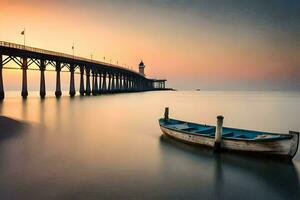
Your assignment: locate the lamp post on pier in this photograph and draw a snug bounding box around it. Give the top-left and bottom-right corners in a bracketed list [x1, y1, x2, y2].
[21, 28, 26, 49]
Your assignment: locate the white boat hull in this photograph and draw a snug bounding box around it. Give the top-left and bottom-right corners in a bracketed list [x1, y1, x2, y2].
[160, 126, 299, 158]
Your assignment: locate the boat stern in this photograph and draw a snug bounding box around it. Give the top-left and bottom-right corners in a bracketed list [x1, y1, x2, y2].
[288, 131, 299, 159]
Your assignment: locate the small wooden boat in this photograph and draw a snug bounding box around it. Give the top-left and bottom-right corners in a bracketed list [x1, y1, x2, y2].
[159, 108, 299, 159]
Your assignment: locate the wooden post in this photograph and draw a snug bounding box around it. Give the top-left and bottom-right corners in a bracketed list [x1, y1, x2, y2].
[214, 115, 224, 152]
[164, 107, 169, 120]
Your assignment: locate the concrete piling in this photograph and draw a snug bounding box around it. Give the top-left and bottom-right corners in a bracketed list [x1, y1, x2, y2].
[79, 66, 85, 96]
[69, 65, 76, 97]
[39, 59, 46, 98]
[55, 62, 62, 97]
[94, 72, 98, 95]
[85, 69, 91, 96]
[21, 57, 28, 98]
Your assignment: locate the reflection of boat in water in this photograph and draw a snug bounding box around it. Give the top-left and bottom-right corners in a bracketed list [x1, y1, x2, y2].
[159, 108, 299, 159]
[159, 134, 300, 200]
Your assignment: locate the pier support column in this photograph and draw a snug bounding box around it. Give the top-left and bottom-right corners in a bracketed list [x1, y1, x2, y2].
[129, 76, 133, 91]
[120, 75, 123, 91]
[85, 68, 91, 96]
[92, 71, 96, 95]
[132, 78, 135, 91]
[98, 72, 102, 94]
[123, 76, 126, 91]
[127, 76, 131, 91]
[135, 78, 138, 90]
[69, 65, 76, 97]
[94, 72, 98, 95]
[111, 73, 115, 92]
[116, 73, 119, 92]
[132, 78, 134, 91]
[108, 73, 111, 93]
[0, 54, 4, 100]
[127, 77, 130, 91]
[118, 73, 122, 91]
[132, 77, 135, 91]
[39, 60, 46, 98]
[21, 57, 28, 98]
[55, 62, 62, 97]
[117, 74, 120, 91]
[102, 72, 107, 93]
[139, 79, 143, 91]
[79, 66, 85, 96]
[122, 75, 125, 91]
[124, 76, 128, 91]
[137, 79, 140, 90]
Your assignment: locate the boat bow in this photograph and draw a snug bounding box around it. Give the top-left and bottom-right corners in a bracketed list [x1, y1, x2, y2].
[289, 131, 299, 159]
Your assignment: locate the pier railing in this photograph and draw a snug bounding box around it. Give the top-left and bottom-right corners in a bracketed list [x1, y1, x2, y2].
[0, 41, 136, 73]
[0, 40, 167, 99]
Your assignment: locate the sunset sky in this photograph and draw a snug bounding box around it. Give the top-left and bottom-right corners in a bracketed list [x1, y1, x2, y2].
[0, 0, 299, 90]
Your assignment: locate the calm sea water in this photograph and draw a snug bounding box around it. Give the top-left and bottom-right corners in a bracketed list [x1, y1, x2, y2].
[0, 91, 300, 200]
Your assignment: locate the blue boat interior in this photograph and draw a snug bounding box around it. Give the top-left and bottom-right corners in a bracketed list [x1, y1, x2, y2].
[159, 118, 291, 141]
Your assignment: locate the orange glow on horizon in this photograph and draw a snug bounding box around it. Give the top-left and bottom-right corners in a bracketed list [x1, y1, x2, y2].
[1, 0, 300, 90]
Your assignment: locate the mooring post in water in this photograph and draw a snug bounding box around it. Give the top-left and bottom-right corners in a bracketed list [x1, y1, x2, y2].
[164, 107, 169, 120]
[214, 115, 224, 152]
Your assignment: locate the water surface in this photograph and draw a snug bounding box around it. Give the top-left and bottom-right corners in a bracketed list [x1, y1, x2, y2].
[0, 91, 299, 200]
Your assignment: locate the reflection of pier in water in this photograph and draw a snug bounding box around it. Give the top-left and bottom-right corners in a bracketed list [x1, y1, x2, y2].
[159, 135, 300, 200]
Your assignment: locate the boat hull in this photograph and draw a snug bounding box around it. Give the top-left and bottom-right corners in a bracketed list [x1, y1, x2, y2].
[160, 126, 299, 159]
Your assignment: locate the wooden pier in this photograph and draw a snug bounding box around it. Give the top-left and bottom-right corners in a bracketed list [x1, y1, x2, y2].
[0, 41, 168, 99]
